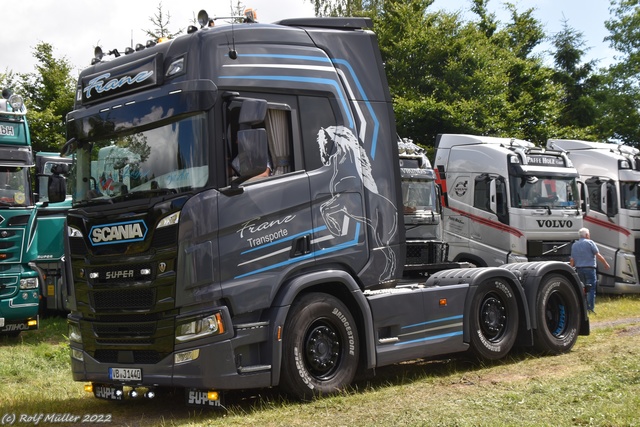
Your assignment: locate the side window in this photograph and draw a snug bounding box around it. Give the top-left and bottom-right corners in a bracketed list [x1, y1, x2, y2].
[264, 104, 293, 176]
[586, 178, 603, 214]
[474, 176, 490, 212]
[224, 98, 294, 182]
[299, 96, 338, 171]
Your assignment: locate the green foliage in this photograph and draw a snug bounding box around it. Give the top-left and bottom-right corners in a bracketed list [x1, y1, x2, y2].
[18, 43, 75, 152]
[375, 0, 565, 146]
[602, 0, 640, 144]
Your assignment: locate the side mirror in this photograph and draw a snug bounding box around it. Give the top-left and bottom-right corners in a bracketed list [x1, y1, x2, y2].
[47, 174, 66, 203]
[234, 128, 269, 178]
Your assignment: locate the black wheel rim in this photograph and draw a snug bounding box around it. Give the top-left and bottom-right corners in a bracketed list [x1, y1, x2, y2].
[303, 319, 341, 379]
[479, 292, 508, 342]
[545, 290, 568, 337]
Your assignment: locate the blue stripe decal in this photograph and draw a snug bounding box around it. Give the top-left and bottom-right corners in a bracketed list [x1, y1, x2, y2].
[331, 59, 380, 160]
[241, 225, 328, 255]
[220, 75, 354, 128]
[395, 331, 463, 346]
[223, 53, 380, 159]
[401, 315, 464, 330]
[234, 223, 361, 279]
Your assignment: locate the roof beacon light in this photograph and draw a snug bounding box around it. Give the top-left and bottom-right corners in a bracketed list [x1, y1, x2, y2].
[244, 8, 257, 22]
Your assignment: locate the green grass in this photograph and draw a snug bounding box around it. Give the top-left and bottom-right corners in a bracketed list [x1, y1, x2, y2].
[1, 296, 640, 426]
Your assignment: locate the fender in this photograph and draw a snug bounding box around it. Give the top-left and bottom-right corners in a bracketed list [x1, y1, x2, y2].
[425, 266, 530, 345]
[267, 269, 376, 387]
[451, 253, 488, 268]
[500, 261, 590, 336]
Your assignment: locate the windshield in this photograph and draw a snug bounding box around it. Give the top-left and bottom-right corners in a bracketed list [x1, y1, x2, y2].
[402, 178, 436, 214]
[511, 176, 578, 209]
[70, 113, 208, 205]
[621, 181, 640, 209]
[0, 166, 32, 206]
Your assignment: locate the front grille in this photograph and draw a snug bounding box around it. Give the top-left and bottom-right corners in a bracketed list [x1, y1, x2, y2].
[406, 241, 448, 265]
[90, 263, 154, 285]
[152, 226, 178, 248]
[93, 349, 164, 364]
[91, 288, 156, 311]
[93, 322, 156, 337]
[69, 237, 87, 255]
[527, 240, 572, 261]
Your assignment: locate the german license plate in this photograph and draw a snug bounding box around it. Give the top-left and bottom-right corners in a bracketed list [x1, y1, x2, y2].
[108, 367, 142, 382]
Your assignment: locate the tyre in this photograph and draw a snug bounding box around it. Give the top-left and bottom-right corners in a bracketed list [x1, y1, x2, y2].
[533, 274, 580, 355]
[469, 278, 519, 360]
[280, 293, 359, 400]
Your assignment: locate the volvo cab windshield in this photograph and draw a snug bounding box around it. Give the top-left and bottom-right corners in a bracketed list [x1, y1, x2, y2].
[69, 114, 208, 206]
[512, 176, 579, 209]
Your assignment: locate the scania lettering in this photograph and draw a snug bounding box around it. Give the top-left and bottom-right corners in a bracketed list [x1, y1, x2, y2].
[548, 139, 640, 294]
[91, 222, 146, 244]
[54, 10, 589, 405]
[0, 88, 39, 336]
[434, 134, 586, 268]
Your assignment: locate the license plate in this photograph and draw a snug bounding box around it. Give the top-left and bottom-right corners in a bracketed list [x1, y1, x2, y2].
[108, 367, 142, 382]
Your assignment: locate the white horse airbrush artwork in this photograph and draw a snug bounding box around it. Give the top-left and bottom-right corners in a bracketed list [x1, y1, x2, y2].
[317, 125, 398, 282]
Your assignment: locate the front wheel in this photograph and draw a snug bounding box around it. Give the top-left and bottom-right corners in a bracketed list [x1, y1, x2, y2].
[533, 274, 580, 355]
[469, 278, 519, 360]
[280, 293, 359, 400]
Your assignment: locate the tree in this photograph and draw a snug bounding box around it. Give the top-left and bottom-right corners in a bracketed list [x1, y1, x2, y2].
[550, 20, 602, 138]
[602, 0, 640, 143]
[376, 0, 564, 145]
[144, 2, 183, 40]
[19, 43, 75, 152]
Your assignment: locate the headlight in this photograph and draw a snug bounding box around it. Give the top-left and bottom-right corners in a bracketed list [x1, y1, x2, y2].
[157, 211, 180, 229]
[68, 323, 82, 343]
[176, 313, 225, 343]
[8, 94, 24, 111]
[19, 277, 38, 289]
[68, 226, 84, 238]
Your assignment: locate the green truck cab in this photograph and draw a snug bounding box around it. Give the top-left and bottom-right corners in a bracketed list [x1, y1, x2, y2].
[35, 152, 72, 312]
[0, 89, 39, 336]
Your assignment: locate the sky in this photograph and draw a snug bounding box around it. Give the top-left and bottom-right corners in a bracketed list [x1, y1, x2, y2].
[1, 0, 619, 79]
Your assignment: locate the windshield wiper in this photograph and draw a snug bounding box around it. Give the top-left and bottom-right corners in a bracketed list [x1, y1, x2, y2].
[529, 205, 552, 215]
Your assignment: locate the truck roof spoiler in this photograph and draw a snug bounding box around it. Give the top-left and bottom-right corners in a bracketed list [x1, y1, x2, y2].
[274, 17, 373, 30]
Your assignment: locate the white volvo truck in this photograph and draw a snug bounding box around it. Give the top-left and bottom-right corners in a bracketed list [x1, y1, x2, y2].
[547, 139, 640, 294]
[434, 134, 585, 267]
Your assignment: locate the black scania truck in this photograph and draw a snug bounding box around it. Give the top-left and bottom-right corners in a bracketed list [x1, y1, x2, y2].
[51, 11, 589, 405]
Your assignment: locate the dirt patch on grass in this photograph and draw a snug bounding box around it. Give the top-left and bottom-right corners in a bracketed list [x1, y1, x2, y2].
[590, 316, 640, 335]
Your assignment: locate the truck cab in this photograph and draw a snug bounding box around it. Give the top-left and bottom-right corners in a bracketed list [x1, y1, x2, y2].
[397, 137, 449, 271]
[434, 134, 585, 267]
[0, 89, 40, 336]
[548, 139, 640, 294]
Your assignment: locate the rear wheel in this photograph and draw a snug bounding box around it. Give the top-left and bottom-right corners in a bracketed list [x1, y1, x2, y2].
[469, 278, 519, 360]
[280, 293, 359, 400]
[533, 275, 580, 354]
